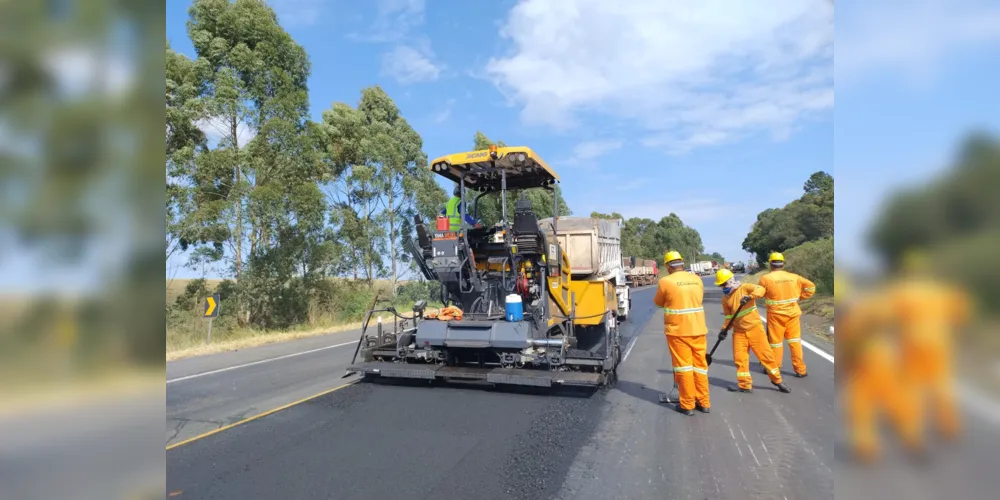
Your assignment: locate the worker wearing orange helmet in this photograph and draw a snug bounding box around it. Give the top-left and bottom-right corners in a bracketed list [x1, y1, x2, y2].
[653, 250, 709, 416]
[885, 249, 971, 453]
[757, 252, 816, 377]
[715, 268, 792, 394]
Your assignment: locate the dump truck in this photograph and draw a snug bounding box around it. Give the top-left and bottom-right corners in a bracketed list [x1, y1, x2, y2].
[540, 216, 630, 321]
[626, 260, 649, 286]
[346, 145, 623, 388]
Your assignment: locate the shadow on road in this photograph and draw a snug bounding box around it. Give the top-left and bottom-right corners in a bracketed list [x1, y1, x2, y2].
[359, 375, 600, 399]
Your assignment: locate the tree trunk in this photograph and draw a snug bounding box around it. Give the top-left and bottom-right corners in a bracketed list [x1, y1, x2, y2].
[231, 115, 248, 325]
[389, 187, 397, 297]
[365, 194, 373, 286]
[233, 116, 243, 280]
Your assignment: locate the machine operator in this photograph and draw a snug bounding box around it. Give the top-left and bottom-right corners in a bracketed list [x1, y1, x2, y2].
[441, 184, 479, 231]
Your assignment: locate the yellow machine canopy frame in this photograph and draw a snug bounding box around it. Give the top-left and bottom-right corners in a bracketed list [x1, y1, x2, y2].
[429, 146, 560, 192]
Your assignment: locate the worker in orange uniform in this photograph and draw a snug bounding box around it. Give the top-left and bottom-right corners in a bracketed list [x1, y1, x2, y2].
[757, 252, 815, 377]
[715, 268, 792, 394]
[837, 274, 906, 462]
[886, 250, 971, 453]
[653, 250, 709, 416]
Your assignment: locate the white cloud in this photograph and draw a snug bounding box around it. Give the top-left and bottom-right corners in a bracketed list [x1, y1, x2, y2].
[572, 140, 623, 160]
[195, 117, 257, 148]
[486, 0, 833, 154]
[433, 99, 456, 123]
[350, 0, 426, 43]
[560, 139, 623, 166]
[837, 0, 1000, 88]
[381, 44, 442, 84]
[43, 47, 134, 97]
[267, 0, 324, 27]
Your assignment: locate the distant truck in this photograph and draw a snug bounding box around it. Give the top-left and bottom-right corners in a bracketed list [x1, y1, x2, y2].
[698, 261, 714, 275]
[625, 258, 657, 287]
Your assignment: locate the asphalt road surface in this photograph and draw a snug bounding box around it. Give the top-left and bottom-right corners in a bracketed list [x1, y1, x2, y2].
[166, 278, 841, 499]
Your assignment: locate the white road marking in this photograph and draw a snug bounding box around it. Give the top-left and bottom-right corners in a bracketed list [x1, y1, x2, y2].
[167, 340, 358, 384]
[622, 335, 639, 362]
[955, 383, 1000, 426]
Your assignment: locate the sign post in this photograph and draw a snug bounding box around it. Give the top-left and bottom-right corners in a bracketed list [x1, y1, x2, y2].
[203, 294, 220, 344]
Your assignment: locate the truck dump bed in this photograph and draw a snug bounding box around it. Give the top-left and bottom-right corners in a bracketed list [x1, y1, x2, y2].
[539, 217, 622, 280]
[539, 217, 624, 325]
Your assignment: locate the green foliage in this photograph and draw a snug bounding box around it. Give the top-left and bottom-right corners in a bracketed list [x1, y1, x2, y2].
[167, 2, 448, 338]
[742, 171, 833, 266]
[868, 133, 1000, 312]
[468, 132, 571, 226]
[782, 238, 834, 295]
[590, 211, 705, 265]
[320, 86, 447, 285]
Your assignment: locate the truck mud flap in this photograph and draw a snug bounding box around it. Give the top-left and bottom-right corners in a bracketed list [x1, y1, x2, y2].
[348, 363, 604, 387]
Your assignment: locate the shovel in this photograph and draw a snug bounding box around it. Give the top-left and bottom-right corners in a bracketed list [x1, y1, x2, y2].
[706, 297, 751, 366]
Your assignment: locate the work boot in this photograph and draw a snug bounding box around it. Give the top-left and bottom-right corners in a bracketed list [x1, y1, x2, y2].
[794, 372, 808, 378]
[695, 403, 710, 414]
[773, 382, 792, 393]
[728, 385, 752, 393]
[674, 404, 694, 416]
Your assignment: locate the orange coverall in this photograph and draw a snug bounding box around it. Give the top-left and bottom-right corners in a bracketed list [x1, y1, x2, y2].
[839, 292, 907, 462]
[722, 283, 783, 390]
[653, 270, 709, 411]
[886, 277, 970, 447]
[758, 270, 815, 376]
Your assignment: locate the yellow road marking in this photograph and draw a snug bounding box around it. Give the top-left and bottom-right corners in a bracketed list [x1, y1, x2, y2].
[166, 380, 357, 451]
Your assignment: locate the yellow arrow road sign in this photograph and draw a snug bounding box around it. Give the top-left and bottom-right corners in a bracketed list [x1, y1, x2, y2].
[204, 294, 220, 317]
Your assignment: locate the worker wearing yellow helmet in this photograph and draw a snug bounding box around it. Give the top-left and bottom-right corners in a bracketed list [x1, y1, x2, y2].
[653, 250, 710, 416]
[885, 248, 971, 455]
[757, 251, 816, 377]
[716, 268, 791, 394]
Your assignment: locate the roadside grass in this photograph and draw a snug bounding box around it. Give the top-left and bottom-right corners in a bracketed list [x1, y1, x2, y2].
[165, 278, 402, 306]
[166, 278, 441, 360]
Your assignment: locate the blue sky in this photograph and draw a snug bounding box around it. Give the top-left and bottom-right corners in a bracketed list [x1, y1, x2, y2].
[835, 0, 1000, 271]
[165, 0, 835, 278]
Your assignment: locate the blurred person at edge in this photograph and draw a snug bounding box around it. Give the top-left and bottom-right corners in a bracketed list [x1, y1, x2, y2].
[836, 273, 910, 462]
[885, 250, 972, 454]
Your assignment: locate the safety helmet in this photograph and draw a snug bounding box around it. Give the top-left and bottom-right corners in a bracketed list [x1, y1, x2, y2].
[664, 250, 683, 266]
[714, 268, 735, 287]
[768, 252, 785, 263]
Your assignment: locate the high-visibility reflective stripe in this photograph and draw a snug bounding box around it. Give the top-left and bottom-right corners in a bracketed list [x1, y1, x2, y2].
[445, 197, 462, 231]
[770, 343, 783, 348]
[674, 366, 693, 372]
[663, 307, 704, 315]
[769, 367, 780, 375]
[736, 371, 752, 378]
[693, 367, 708, 375]
[804, 287, 816, 292]
[724, 306, 757, 320]
[786, 338, 801, 343]
[765, 298, 799, 305]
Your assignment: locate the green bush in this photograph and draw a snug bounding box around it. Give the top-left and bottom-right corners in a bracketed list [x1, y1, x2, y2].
[783, 238, 833, 295]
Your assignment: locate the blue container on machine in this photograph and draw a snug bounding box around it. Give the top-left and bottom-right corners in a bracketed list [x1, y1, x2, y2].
[505, 294, 523, 322]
